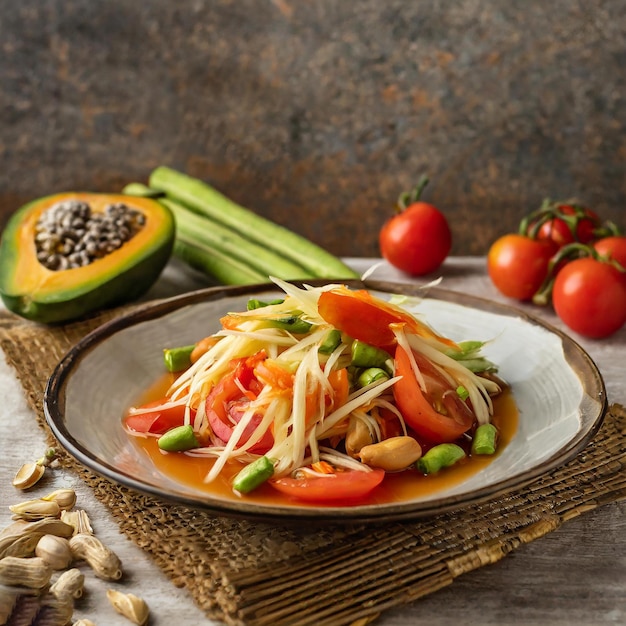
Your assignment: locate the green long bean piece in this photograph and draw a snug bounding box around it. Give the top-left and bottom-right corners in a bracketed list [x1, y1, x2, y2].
[417, 443, 466, 475]
[471, 423, 498, 455]
[164, 197, 314, 280]
[351, 341, 393, 373]
[124, 182, 269, 285]
[232, 456, 275, 493]
[163, 345, 195, 372]
[149, 166, 359, 279]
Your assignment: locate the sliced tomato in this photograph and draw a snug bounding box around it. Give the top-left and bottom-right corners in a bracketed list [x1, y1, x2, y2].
[270, 468, 385, 503]
[206, 352, 274, 453]
[317, 287, 455, 351]
[393, 345, 474, 443]
[377, 407, 404, 440]
[125, 398, 190, 435]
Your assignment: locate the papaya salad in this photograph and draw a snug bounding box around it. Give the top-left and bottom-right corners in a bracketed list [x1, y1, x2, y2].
[124, 280, 507, 505]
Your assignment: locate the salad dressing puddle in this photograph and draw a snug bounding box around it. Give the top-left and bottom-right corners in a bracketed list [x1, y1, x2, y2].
[128, 377, 518, 508]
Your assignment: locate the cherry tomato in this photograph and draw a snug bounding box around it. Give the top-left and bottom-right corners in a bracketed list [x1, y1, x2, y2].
[536, 205, 600, 248]
[270, 468, 385, 503]
[392, 345, 474, 443]
[206, 352, 274, 453]
[125, 399, 190, 435]
[487, 234, 558, 301]
[317, 286, 456, 351]
[552, 257, 626, 338]
[379, 178, 451, 275]
[593, 236, 626, 273]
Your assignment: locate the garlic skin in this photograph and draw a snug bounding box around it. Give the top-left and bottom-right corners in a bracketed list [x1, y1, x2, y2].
[12, 462, 45, 490]
[9, 498, 61, 521]
[60, 509, 94, 535]
[106, 589, 149, 626]
[42, 489, 77, 511]
[35, 534, 73, 570]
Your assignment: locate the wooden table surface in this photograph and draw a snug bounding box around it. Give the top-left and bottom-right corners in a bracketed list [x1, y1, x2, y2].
[1, 257, 625, 625]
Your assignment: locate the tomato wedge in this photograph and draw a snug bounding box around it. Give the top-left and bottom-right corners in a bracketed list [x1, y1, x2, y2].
[270, 468, 385, 503]
[317, 287, 455, 351]
[206, 353, 273, 453]
[125, 398, 190, 435]
[393, 345, 474, 443]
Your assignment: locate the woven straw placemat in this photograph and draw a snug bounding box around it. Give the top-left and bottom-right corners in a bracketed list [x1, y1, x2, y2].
[1, 306, 625, 626]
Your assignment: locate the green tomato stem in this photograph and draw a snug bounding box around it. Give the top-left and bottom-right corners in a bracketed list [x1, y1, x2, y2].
[397, 175, 430, 211]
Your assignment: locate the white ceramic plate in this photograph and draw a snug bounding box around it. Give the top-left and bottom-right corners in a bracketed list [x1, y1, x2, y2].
[44, 280, 607, 522]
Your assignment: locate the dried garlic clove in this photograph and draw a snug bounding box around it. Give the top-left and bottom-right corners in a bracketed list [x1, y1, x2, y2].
[9, 498, 61, 521]
[69, 533, 123, 581]
[50, 567, 85, 601]
[106, 589, 149, 626]
[0, 556, 52, 589]
[12, 462, 46, 490]
[35, 535, 73, 570]
[42, 489, 77, 511]
[60, 509, 94, 535]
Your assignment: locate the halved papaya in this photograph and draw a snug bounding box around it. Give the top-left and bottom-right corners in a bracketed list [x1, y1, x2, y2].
[0, 192, 174, 323]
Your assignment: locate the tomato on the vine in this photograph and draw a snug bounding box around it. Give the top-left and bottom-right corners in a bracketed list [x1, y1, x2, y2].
[487, 234, 558, 301]
[535, 204, 601, 248]
[593, 236, 626, 274]
[552, 257, 626, 338]
[379, 177, 451, 276]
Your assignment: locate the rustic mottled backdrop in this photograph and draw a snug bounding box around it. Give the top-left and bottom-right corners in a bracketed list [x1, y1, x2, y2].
[1, 0, 624, 257]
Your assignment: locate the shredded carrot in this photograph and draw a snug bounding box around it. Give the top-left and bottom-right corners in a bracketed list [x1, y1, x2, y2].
[254, 359, 294, 392]
[311, 460, 336, 474]
[326, 367, 350, 411]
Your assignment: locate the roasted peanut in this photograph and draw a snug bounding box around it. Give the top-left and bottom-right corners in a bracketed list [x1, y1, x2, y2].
[0, 556, 52, 589]
[345, 417, 374, 458]
[69, 533, 123, 581]
[0, 518, 73, 560]
[35, 535, 73, 570]
[190, 336, 220, 363]
[358, 436, 422, 471]
[50, 567, 85, 600]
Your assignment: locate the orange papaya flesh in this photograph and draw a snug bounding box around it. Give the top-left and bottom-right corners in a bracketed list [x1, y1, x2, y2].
[0, 192, 174, 323]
